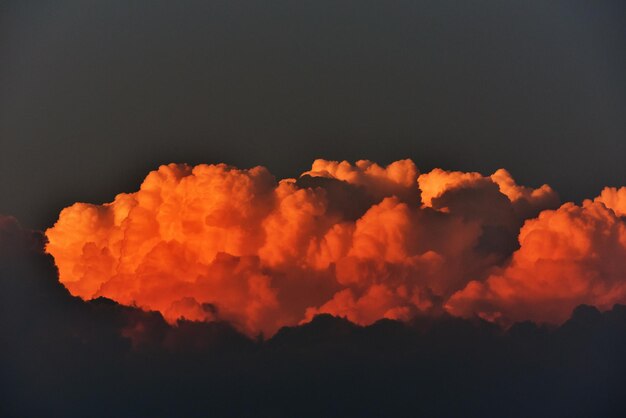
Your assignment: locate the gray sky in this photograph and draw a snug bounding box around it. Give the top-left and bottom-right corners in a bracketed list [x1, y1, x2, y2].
[1, 0, 625, 229]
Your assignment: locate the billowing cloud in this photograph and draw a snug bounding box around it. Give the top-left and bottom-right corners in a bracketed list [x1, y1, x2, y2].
[302, 158, 420, 204]
[446, 198, 626, 324]
[596, 186, 626, 217]
[45, 159, 625, 336]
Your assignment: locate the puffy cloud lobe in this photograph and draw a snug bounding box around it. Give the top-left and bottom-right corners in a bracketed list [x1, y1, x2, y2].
[45, 159, 624, 335]
[418, 168, 484, 208]
[490, 169, 560, 219]
[303, 158, 420, 204]
[446, 199, 626, 324]
[419, 167, 558, 218]
[596, 186, 626, 217]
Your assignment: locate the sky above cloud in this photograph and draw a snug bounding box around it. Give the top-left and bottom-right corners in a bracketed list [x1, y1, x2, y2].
[1, 0, 625, 229]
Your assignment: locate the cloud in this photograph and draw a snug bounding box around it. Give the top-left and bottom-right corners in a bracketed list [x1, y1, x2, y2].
[302, 158, 420, 203]
[446, 198, 626, 324]
[44, 160, 624, 336]
[596, 186, 626, 217]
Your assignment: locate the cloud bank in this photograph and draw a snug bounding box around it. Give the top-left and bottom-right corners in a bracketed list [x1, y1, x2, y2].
[44, 160, 626, 336]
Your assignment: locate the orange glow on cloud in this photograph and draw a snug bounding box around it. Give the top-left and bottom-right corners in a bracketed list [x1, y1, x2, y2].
[446, 195, 626, 324]
[45, 161, 626, 336]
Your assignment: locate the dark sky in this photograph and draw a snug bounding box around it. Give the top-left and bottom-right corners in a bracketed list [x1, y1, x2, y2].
[1, 0, 625, 230]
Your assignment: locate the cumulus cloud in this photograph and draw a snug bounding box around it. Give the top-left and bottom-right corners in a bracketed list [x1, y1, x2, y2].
[446, 199, 626, 324]
[302, 158, 420, 203]
[596, 186, 626, 217]
[44, 159, 624, 336]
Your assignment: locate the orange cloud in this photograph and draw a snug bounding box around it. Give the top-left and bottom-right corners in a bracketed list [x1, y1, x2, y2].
[303, 159, 420, 203]
[446, 198, 626, 324]
[45, 160, 623, 336]
[596, 186, 626, 217]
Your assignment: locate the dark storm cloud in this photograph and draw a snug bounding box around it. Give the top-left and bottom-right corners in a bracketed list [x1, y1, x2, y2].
[2, 215, 626, 417]
[1, 0, 625, 229]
